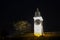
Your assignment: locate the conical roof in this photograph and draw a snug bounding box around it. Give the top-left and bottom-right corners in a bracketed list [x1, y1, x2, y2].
[35, 8, 41, 17]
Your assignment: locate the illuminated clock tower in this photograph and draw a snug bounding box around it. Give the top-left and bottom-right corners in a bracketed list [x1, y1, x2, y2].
[33, 8, 43, 37]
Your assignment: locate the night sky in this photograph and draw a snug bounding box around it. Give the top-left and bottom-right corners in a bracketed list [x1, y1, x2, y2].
[0, 0, 60, 36]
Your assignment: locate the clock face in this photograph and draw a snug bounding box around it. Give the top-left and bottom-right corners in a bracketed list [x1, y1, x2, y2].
[35, 19, 41, 25]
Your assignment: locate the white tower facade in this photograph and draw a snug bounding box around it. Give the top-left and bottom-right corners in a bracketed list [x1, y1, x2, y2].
[33, 8, 43, 37]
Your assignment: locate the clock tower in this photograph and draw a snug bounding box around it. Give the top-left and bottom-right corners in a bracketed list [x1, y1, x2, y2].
[33, 8, 43, 37]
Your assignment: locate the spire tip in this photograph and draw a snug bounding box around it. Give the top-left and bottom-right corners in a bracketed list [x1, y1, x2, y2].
[37, 8, 39, 12]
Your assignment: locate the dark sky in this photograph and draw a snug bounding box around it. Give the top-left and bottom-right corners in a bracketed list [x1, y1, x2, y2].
[0, 0, 60, 36]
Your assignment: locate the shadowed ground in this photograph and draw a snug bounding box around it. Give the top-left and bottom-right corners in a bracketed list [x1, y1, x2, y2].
[3, 32, 60, 40]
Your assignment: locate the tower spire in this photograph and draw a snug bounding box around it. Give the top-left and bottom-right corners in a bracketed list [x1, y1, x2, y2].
[37, 8, 39, 12]
[35, 8, 41, 17]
